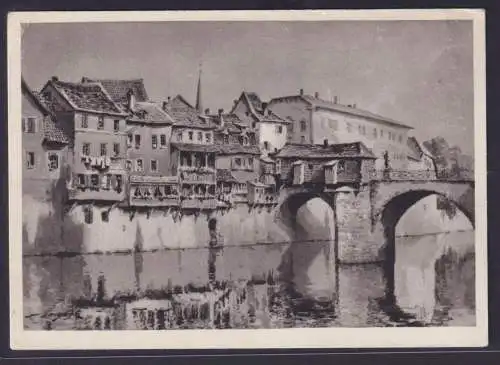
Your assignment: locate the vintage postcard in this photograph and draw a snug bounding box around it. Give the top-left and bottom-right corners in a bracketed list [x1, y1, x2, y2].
[8, 10, 487, 349]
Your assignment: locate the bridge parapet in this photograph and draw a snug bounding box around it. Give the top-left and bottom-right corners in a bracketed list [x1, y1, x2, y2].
[371, 168, 474, 182]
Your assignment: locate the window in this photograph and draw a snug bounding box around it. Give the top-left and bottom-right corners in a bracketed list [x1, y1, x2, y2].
[82, 143, 91, 156]
[127, 134, 133, 147]
[308, 164, 314, 170]
[134, 134, 141, 149]
[373, 128, 378, 138]
[25, 117, 36, 133]
[243, 137, 249, 145]
[300, 136, 306, 144]
[188, 131, 194, 141]
[26, 152, 35, 169]
[90, 174, 99, 188]
[346, 122, 352, 133]
[77, 174, 85, 187]
[97, 116, 104, 130]
[113, 143, 120, 157]
[223, 135, 229, 144]
[205, 133, 211, 143]
[136, 159, 143, 172]
[152, 135, 158, 149]
[151, 159, 158, 172]
[300, 120, 307, 132]
[388, 131, 393, 140]
[252, 121, 257, 129]
[81, 114, 88, 128]
[101, 174, 109, 189]
[125, 160, 132, 171]
[197, 131, 203, 142]
[235, 158, 242, 167]
[115, 175, 123, 192]
[84, 206, 93, 224]
[380, 129, 384, 138]
[100, 143, 107, 156]
[160, 134, 167, 147]
[101, 211, 109, 222]
[48, 153, 59, 171]
[248, 157, 254, 168]
[338, 160, 346, 172]
[398, 134, 403, 143]
[276, 125, 283, 134]
[176, 132, 182, 142]
[114, 120, 120, 132]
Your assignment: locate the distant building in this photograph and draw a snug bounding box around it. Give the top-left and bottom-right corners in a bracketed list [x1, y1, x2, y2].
[407, 136, 437, 178]
[231, 91, 290, 154]
[40, 77, 129, 203]
[22, 78, 70, 200]
[268, 90, 413, 170]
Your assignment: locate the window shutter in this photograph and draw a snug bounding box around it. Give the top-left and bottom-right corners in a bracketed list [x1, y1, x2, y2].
[111, 175, 117, 189]
[84, 174, 90, 188]
[22, 118, 26, 132]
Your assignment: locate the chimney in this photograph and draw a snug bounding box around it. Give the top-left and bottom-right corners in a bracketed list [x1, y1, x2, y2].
[233, 99, 238, 106]
[81, 77, 90, 83]
[352, 103, 357, 108]
[51, 76, 59, 82]
[167, 96, 171, 102]
[314, 92, 319, 98]
[323, 139, 328, 148]
[205, 108, 210, 115]
[334, 96, 338, 104]
[262, 102, 268, 111]
[127, 89, 135, 111]
[162, 101, 168, 111]
[299, 88, 304, 95]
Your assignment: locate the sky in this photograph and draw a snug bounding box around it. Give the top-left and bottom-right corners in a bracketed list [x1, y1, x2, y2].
[22, 20, 474, 155]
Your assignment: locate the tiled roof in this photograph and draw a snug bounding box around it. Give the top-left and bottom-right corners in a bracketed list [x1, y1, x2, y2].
[216, 169, 237, 183]
[22, 78, 50, 115]
[165, 95, 216, 130]
[170, 143, 219, 153]
[272, 142, 376, 159]
[49, 80, 125, 115]
[216, 144, 260, 155]
[128, 102, 174, 124]
[84, 78, 149, 104]
[43, 117, 70, 144]
[407, 136, 424, 161]
[269, 94, 412, 129]
[241, 92, 289, 124]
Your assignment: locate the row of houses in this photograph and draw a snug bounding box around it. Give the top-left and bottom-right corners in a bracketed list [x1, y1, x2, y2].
[22, 73, 436, 213]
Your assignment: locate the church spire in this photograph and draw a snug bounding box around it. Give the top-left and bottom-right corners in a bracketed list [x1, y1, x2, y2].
[195, 62, 203, 114]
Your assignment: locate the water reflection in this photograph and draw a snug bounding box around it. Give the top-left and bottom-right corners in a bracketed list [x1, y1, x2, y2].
[23, 231, 475, 330]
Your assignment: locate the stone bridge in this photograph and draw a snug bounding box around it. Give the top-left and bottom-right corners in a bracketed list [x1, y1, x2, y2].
[275, 175, 474, 265]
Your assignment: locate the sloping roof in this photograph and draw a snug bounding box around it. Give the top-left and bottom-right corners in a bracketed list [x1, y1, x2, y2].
[260, 156, 275, 164]
[170, 143, 219, 153]
[164, 95, 216, 130]
[407, 136, 424, 161]
[239, 92, 289, 124]
[272, 142, 377, 159]
[43, 118, 70, 144]
[23, 80, 69, 144]
[47, 79, 125, 115]
[216, 169, 237, 183]
[269, 94, 413, 129]
[83, 78, 149, 104]
[216, 144, 260, 155]
[128, 102, 174, 124]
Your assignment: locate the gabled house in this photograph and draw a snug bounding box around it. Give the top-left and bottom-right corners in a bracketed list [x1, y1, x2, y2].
[407, 136, 437, 178]
[162, 94, 218, 210]
[231, 91, 290, 154]
[22, 77, 70, 200]
[40, 77, 129, 202]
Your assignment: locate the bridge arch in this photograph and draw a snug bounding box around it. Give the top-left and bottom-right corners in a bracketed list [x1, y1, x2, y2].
[375, 183, 475, 308]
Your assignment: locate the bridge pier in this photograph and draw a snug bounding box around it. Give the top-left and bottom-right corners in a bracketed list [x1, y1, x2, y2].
[334, 185, 385, 264]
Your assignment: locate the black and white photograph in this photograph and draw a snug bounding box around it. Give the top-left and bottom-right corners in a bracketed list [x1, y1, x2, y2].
[8, 10, 487, 349]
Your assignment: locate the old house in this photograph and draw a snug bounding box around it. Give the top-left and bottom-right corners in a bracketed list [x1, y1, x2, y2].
[22, 78, 70, 201]
[40, 77, 129, 203]
[163, 94, 218, 210]
[268, 90, 413, 170]
[271, 141, 376, 187]
[231, 91, 290, 154]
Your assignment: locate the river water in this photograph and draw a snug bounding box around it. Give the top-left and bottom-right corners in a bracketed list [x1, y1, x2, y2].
[23, 229, 475, 330]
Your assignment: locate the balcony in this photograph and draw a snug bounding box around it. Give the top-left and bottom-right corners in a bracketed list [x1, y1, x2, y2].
[179, 170, 216, 184]
[129, 176, 180, 207]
